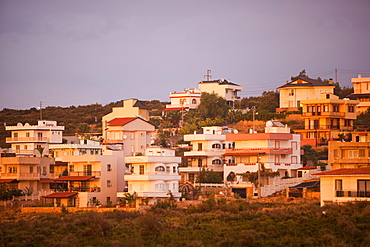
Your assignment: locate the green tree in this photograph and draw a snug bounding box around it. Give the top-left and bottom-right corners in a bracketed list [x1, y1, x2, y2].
[196, 92, 230, 119]
[301, 145, 319, 166]
[291, 69, 307, 81]
[196, 169, 223, 184]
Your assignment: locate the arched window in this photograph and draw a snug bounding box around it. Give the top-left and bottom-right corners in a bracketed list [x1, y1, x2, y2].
[192, 99, 197, 104]
[212, 159, 222, 165]
[226, 172, 236, 182]
[155, 166, 165, 172]
[212, 143, 221, 149]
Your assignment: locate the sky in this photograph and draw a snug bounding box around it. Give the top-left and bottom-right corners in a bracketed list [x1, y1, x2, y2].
[0, 0, 370, 110]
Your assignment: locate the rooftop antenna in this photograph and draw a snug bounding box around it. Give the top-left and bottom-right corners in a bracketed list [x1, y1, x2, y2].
[204, 70, 212, 81]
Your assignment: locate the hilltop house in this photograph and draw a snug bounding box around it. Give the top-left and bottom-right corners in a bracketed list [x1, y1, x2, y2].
[277, 76, 335, 113]
[164, 88, 201, 112]
[347, 74, 370, 115]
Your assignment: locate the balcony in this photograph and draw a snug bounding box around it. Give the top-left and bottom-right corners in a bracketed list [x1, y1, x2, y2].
[69, 187, 101, 193]
[68, 171, 101, 177]
[1, 173, 40, 180]
[225, 148, 293, 155]
[6, 137, 48, 143]
[302, 112, 345, 117]
[336, 190, 370, 198]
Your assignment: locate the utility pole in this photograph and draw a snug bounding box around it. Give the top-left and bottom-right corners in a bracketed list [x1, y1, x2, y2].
[252, 106, 257, 133]
[204, 70, 212, 81]
[335, 68, 338, 83]
[257, 154, 261, 198]
[39, 101, 43, 120]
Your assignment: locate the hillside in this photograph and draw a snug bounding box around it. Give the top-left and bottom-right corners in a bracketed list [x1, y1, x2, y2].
[0, 100, 168, 148]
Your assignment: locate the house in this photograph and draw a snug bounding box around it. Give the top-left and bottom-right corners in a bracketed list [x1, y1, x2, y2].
[102, 99, 151, 141]
[294, 93, 359, 146]
[224, 120, 302, 197]
[313, 167, 370, 206]
[198, 78, 243, 108]
[164, 88, 201, 111]
[49, 137, 102, 159]
[328, 132, 370, 170]
[118, 146, 181, 205]
[103, 117, 156, 156]
[180, 126, 234, 184]
[5, 120, 65, 157]
[277, 76, 335, 113]
[0, 156, 63, 198]
[347, 74, 370, 115]
[52, 152, 125, 207]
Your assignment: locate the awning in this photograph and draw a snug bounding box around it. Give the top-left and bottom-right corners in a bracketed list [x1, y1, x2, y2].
[290, 181, 319, 189]
[54, 176, 95, 181]
[44, 192, 78, 198]
[0, 179, 18, 183]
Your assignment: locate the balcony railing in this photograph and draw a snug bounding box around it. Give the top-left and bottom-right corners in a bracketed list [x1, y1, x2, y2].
[69, 187, 101, 193]
[302, 112, 345, 117]
[68, 171, 101, 177]
[1, 173, 40, 180]
[336, 190, 370, 198]
[6, 137, 48, 142]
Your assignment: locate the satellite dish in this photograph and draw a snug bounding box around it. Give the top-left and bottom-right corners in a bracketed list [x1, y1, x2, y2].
[233, 129, 238, 134]
[123, 135, 127, 140]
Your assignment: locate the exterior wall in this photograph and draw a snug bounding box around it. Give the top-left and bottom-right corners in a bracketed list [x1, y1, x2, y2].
[319, 175, 370, 206]
[102, 99, 150, 140]
[167, 88, 201, 109]
[121, 147, 182, 204]
[329, 140, 370, 170]
[279, 86, 334, 109]
[6, 121, 64, 156]
[60, 154, 125, 207]
[351, 75, 370, 114]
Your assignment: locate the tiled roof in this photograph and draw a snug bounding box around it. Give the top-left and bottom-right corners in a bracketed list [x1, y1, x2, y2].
[277, 76, 334, 89]
[44, 192, 78, 198]
[200, 79, 240, 86]
[54, 176, 95, 181]
[0, 179, 18, 183]
[133, 101, 151, 110]
[108, 117, 137, 126]
[313, 167, 370, 176]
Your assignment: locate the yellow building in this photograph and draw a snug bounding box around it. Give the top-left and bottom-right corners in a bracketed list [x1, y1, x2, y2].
[348, 74, 370, 115]
[294, 93, 359, 146]
[277, 76, 335, 112]
[313, 167, 370, 206]
[328, 132, 370, 170]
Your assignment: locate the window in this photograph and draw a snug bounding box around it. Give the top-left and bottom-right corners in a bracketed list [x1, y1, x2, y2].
[335, 179, 343, 191]
[274, 155, 280, 164]
[14, 133, 18, 138]
[107, 164, 112, 171]
[291, 156, 297, 164]
[26, 132, 30, 137]
[348, 150, 358, 159]
[198, 158, 202, 167]
[192, 99, 197, 104]
[323, 105, 329, 112]
[173, 166, 176, 173]
[107, 180, 112, 187]
[291, 142, 297, 150]
[8, 167, 17, 173]
[357, 180, 370, 197]
[24, 145, 28, 150]
[139, 165, 144, 175]
[359, 149, 365, 158]
[38, 132, 43, 138]
[155, 166, 165, 172]
[212, 143, 221, 149]
[188, 173, 195, 183]
[83, 164, 92, 176]
[166, 166, 170, 173]
[69, 165, 74, 172]
[212, 159, 222, 165]
[198, 143, 202, 151]
[107, 197, 111, 203]
[348, 105, 355, 113]
[274, 141, 280, 149]
[42, 167, 47, 176]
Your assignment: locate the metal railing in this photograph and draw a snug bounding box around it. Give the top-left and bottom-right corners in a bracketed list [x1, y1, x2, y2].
[336, 190, 370, 198]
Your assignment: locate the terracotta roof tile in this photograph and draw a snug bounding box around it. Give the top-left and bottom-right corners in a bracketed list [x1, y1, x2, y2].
[313, 167, 370, 176]
[44, 192, 78, 198]
[108, 117, 137, 126]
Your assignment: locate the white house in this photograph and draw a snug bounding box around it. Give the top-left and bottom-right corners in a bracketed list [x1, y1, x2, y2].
[118, 146, 182, 205]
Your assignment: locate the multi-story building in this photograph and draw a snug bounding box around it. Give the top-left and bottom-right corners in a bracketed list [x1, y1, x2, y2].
[277, 76, 335, 112]
[180, 126, 234, 184]
[198, 79, 243, 107]
[102, 99, 151, 141]
[103, 117, 155, 156]
[164, 88, 201, 111]
[49, 137, 102, 159]
[6, 120, 64, 156]
[313, 167, 370, 206]
[53, 151, 125, 207]
[348, 74, 370, 115]
[224, 120, 302, 180]
[0, 156, 62, 197]
[294, 93, 359, 146]
[328, 132, 370, 170]
[119, 147, 181, 205]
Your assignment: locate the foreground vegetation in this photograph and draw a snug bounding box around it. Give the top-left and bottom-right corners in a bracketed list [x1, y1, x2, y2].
[1, 200, 370, 246]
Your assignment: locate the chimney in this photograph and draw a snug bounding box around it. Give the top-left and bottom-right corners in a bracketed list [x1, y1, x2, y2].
[329, 78, 333, 84]
[358, 74, 362, 78]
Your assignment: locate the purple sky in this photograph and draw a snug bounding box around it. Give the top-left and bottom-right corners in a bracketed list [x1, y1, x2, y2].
[1, 0, 370, 110]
